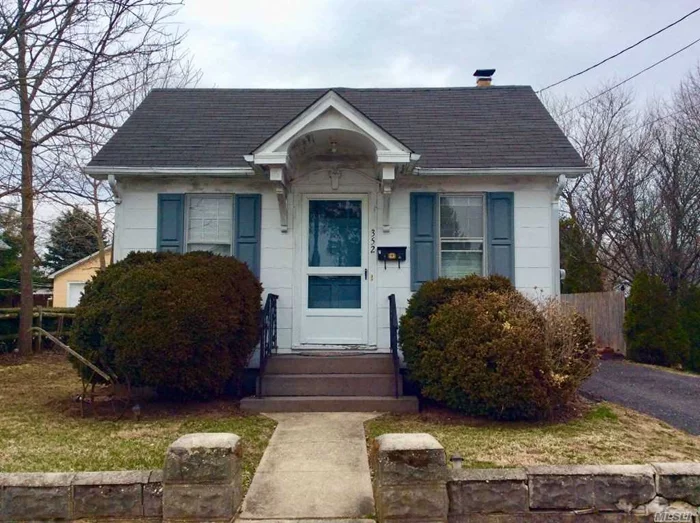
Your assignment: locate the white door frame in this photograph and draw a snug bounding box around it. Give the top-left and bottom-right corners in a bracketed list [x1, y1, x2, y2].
[292, 191, 378, 348]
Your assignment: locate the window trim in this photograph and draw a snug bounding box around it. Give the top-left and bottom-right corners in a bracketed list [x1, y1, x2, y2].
[184, 193, 235, 255]
[438, 193, 487, 278]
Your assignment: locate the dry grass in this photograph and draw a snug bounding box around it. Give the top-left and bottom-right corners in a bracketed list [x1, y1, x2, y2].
[0, 352, 276, 492]
[365, 402, 700, 468]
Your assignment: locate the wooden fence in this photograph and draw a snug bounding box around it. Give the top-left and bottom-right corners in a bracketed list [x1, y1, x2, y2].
[561, 291, 626, 355]
[0, 307, 75, 352]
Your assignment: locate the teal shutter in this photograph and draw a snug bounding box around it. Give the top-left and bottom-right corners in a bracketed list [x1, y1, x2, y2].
[235, 194, 262, 278]
[157, 194, 184, 252]
[487, 192, 515, 282]
[410, 193, 438, 291]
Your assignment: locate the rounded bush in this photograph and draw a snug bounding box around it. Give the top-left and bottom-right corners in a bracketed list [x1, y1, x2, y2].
[400, 274, 514, 374]
[71, 251, 262, 399]
[400, 275, 597, 420]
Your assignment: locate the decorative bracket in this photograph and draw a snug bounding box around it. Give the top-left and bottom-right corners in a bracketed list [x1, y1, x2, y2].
[382, 181, 393, 233]
[107, 174, 122, 205]
[270, 166, 289, 233]
[380, 164, 396, 232]
[554, 173, 567, 202]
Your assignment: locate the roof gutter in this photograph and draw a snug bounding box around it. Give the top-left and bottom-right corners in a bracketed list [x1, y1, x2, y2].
[84, 166, 256, 179]
[414, 166, 590, 178]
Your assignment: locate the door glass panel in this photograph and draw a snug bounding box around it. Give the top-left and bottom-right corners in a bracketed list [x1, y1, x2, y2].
[308, 200, 361, 267]
[308, 276, 361, 309]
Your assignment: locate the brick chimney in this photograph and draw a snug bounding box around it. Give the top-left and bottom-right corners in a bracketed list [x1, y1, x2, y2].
[474, 69, 495, 87]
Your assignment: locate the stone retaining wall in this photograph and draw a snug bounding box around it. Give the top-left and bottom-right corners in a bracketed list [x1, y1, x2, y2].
[0, 470, 162, 521]
[0, 432, 242, 522]
[372, 433, 700, 523]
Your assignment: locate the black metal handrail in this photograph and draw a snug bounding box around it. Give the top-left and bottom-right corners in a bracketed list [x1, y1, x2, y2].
[257, 293, 278, 398]
[388, 294, 400, 398]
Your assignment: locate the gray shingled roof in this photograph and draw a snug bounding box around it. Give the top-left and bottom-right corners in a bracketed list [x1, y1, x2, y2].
[89, 86, 585, 170]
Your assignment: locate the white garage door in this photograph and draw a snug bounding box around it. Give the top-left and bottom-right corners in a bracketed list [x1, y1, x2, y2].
[67, 282, 86, 307]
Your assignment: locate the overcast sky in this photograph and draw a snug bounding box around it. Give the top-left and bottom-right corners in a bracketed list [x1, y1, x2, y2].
[176, 0, 700, 104]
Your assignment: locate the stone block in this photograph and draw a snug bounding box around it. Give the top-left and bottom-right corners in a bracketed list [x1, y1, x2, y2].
[0, 472, 73, 521]
[163, 481, 241, 521]
[376, 483, 449, 522]
[448, 514, 652, 522]
[527, 466, 595, 510]
[73, 483, 143, 518]
[164, 432, 241, 484]
[448, 468, 529, 514]
[593, 465, 656, 511]
[653, 462, 700, 505]
[373, 433, 447, 486]
[143, 478, 163, 517]
[2, 486, 71, 520]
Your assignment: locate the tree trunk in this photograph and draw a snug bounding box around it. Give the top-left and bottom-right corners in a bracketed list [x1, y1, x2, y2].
[17, 5, 34, 355]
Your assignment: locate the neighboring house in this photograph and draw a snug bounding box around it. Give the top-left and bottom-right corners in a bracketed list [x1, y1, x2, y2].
[84, 74, 587, 411]
[49, 248, 112, 307]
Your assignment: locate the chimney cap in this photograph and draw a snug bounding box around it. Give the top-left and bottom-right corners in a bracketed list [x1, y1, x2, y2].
[473, 68, 496, 78]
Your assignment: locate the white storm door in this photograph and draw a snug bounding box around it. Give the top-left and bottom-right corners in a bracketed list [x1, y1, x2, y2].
[301, 196, 369, 345]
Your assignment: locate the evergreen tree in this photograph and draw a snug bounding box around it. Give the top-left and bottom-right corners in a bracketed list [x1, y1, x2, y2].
[560, 218, 604, 294]
[0, 208, 22, 282]
[43, 209, 108, 272]
[624, 272, 689, 367]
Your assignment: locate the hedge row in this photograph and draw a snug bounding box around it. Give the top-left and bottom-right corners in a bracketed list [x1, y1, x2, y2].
[625, 272, 700, 372]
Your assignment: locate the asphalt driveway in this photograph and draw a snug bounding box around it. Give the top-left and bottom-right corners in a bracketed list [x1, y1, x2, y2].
[581, 360, 700, 435]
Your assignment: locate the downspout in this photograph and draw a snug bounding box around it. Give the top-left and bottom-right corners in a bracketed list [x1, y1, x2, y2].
[552, 174, 567, 296]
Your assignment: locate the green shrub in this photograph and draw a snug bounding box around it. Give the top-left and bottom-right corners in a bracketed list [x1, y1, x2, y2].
[400, 274, 513, 373]
[400, 275, 597, 420]
[679, 286, 700, 372]
[624, 272, 689, 367]
[71, 251, 262, 399]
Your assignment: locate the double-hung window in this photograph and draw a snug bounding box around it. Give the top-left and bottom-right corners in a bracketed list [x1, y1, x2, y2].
[439, 195, 485, 278]
[186, 195, 233, 255]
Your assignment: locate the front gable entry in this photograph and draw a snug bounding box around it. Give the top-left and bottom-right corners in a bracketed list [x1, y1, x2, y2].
[247, 90, 415, 166]
[245, 90, 419, 234]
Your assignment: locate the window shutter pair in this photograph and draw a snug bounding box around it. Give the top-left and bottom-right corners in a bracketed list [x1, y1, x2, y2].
[156, 193, 262, 278]
[409, 192, 514, 291]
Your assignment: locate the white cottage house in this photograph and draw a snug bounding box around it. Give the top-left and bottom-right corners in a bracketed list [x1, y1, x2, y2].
[85, 75, 587, 411]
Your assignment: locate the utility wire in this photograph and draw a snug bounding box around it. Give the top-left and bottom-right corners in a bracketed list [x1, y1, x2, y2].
[537, 6, 700, 93]
[562, 36, 700, 115]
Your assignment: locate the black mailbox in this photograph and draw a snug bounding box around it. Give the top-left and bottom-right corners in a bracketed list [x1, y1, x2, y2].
[377, 246, 407, 268]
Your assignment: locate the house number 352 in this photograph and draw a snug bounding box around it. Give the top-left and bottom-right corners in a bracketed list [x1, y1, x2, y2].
[370, 229, 376, 253]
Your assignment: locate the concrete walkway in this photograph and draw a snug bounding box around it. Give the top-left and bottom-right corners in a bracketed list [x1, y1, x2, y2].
[237, 412, 377, 522]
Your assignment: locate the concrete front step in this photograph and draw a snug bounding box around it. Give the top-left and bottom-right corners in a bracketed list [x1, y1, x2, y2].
[261, 373, 400, 397]
[265, 354, 394, 375]
[240, 395, 419, 413]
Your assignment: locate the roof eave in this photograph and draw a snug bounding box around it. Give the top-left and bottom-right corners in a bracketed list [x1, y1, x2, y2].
[83, 166, 256, 179]
[414, 166, 590, 177]
[49, 248, 112, 279]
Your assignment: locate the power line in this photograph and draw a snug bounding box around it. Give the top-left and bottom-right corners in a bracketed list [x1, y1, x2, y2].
[562, 36, 700, 115]
[537, 6, 700, 93]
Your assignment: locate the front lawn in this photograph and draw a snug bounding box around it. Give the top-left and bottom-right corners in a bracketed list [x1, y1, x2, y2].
[0, 353, 276, 492]
[366, 402, 700, 467]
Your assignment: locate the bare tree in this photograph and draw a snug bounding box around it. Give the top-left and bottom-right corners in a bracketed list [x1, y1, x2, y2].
[0, 0, 187, 354]
[546, 71, 700, 292]
[47, 48, 201, 269]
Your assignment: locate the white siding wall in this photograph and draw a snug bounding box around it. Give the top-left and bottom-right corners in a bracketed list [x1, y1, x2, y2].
[113, 172, 558, 350]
